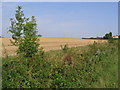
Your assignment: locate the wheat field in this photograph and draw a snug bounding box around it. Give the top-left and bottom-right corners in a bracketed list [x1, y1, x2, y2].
[0, 38, 106, 57]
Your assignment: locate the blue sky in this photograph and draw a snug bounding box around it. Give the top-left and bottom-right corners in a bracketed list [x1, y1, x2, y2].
[2, 2, 118, 38]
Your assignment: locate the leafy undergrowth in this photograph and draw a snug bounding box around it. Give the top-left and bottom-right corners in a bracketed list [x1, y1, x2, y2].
[2, 40, 118, 88]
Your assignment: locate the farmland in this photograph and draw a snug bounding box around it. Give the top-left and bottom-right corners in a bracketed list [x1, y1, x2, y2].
[1, 2, 118, 88]
[1, 37, 106, 57]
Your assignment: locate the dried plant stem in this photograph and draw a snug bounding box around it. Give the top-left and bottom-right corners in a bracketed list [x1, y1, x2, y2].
[2, 43, 8, 58]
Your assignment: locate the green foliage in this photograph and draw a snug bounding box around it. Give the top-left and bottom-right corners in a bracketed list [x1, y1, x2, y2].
[103, 32, 112, 39]
[108, 38, 114, 43]
[103, 32, 114, 43]
[8, 6, 41, 57]
[3, 5, 118, 89]
[60, 44, 69, 53]
[2, 41, 118, 88]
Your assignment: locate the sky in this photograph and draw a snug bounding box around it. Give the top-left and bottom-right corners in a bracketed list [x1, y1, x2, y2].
[2, 2, 118, 38]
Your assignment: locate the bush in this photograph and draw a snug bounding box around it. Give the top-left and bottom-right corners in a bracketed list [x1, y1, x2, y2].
[2, 41, 118, 88]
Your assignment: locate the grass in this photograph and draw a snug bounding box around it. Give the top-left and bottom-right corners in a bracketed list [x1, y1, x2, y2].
[2, 40, 118, 88]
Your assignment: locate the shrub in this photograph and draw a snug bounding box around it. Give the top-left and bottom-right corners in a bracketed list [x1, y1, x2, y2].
[2, 37, 118, 88]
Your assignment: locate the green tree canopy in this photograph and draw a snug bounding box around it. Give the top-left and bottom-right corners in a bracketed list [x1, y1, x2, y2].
[103, 32, 113, 39]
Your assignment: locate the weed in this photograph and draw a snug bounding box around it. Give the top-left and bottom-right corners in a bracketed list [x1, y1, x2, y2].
[60, 44, 69, 53]
[2, 40, 118, 88]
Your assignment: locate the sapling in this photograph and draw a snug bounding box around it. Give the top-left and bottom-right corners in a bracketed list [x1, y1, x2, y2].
[9, 6, 42, 58]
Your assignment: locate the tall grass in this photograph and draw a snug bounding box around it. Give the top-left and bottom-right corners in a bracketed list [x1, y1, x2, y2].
[2, 43, 8, 58]
[2, 40, 118, 88]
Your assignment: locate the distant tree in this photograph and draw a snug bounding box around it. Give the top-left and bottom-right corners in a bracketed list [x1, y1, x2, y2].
[109, 32, 112, 37]
[8, 6, 42, 57]
[103, 32, 113, 39]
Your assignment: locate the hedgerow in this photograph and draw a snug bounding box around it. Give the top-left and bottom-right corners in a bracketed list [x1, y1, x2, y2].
[2, 40, 118, 88]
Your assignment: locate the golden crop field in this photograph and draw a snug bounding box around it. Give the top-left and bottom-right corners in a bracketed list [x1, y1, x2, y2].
[0, 38, 106, 57]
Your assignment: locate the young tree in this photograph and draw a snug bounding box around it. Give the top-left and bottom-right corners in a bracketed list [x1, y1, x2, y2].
[9, 6, 41, 57]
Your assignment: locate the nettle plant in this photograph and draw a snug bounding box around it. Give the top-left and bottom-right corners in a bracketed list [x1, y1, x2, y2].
[9, 6, 42, 58]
